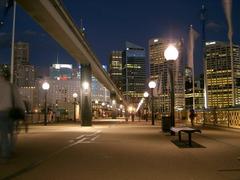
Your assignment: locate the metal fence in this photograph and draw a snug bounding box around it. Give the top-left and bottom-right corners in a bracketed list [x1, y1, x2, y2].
[195, 108, 240, 129]
[24, 113, 70, 124]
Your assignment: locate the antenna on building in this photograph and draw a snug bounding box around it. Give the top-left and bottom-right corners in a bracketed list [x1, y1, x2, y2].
[201, 0, 208, 109]
[56, 52, 59, 64]
[200, 0, 206, 45]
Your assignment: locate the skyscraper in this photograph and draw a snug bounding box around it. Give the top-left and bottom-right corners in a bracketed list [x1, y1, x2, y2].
[122, 42, 146, 105]
[14, 42, 29, 65]
[109, 51, 123, 92]
[16, 64, 35, 87]
[205, 41, 240, 108]
[149, 38, 185, 113]
[14, 42, 35, 87]
[184, 67, 204, 110]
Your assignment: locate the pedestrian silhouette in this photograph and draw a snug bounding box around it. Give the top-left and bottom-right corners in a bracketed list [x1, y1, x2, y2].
[189, 108, 196, 127]
[0, 72, 25, 161]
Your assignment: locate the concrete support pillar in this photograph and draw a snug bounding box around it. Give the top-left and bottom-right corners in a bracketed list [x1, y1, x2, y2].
[80, 64, 92, 126]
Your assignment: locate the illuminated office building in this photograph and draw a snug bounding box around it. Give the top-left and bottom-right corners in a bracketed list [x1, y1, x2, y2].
[16, 64, 35, 87]
[35, 78, 81, 113]
[149, 38, 185, 113]
[205, 41, 240, 108]
[50, 64, 73, 80]
[14, 42, 29, 65]
[122, 42, 146, 105]
[184, 67, 204, 110]
[109, 51, 123, 92]
[14, 42, 35, 87]
[42, 64, 110, 111]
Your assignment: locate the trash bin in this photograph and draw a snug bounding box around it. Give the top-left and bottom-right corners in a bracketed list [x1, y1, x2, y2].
[162, 116, 171, 132]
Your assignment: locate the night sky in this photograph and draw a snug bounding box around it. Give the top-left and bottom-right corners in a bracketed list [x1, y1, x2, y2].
[1, 0, 240, 77]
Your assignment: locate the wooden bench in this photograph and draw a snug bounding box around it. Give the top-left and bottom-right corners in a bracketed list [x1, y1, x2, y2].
[170, 127, 201, 146]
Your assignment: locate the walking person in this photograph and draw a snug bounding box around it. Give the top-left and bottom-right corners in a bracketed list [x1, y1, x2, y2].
[189, 108, 196, 127]
[0, 72, 25, 161]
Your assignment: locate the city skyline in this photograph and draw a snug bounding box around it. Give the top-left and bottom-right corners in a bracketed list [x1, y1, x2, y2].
[1, 0, 240, 77]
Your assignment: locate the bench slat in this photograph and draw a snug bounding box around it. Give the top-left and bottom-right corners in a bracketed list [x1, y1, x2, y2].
[170, 127, 201, 147]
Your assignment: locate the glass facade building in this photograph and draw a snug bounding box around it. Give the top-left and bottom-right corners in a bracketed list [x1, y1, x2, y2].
[122, 42, 146, 105]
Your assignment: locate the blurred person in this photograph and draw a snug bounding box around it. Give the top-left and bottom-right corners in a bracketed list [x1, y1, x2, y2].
[189, 108, 196, 127]
[0, 71, 25, 160]
[23, 100, 30, 133]
[125, 111, 129, 122]
[131, 112, 135, 122]
[48, 109, 54, 123]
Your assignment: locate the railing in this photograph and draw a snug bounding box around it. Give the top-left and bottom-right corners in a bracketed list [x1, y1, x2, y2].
[195, 108, 240, 129]
[24, 113, 70, 124]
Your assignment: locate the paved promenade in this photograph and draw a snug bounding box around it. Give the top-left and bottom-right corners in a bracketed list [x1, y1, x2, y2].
[1, 119, 240, 180]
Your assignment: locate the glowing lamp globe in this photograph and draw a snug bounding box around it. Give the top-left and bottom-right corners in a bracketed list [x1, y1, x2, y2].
[164, 45, 179, 61]
[73, 93, 78, 98]
[42, 82, 50, 90]
[82, 81, 89, 90]
[143, 92, 149, 98]
[148, 81, 156, 89]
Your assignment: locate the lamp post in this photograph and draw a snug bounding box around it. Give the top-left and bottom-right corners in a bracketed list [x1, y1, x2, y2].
[81, 80, 92, 125]
[119, 104, 123, 117]
[112, 99, 116, 119]
[73, 93, 78, 122]
[42, 82, 50, 126]
[148, 81, 156, 125]
[143, 91, 149, 122]
[94, 100, 99, 119]
[164, 45, 179, 128]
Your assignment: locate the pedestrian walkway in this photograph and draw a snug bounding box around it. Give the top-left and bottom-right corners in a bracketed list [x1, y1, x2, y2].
[1, 119, 240, 179]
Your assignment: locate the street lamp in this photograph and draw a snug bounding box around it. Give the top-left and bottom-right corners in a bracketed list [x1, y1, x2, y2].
[164, 44, 179, 128]
[148, 81, 156, 125]
[143, 92, 149, 122]
[82, 81, 89, 94]
[111, 99, 117, 119]
[73, 93, 78, 122]
[42, 82, 50, 126]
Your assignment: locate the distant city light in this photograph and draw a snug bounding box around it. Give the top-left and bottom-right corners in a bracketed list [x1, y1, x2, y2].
[52, 64, 72, 69]
[82, 81, 89, 90]
[128, 106, 133, 112]
[102, 65, 107, 71]
[206, 41, 216, 46]
[143, 92, 149, 98]
[136, 98, 144, 112]
[73, 93, 78, 98]
[42, 82, 50, 90]
[154, 39, 159, 42]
